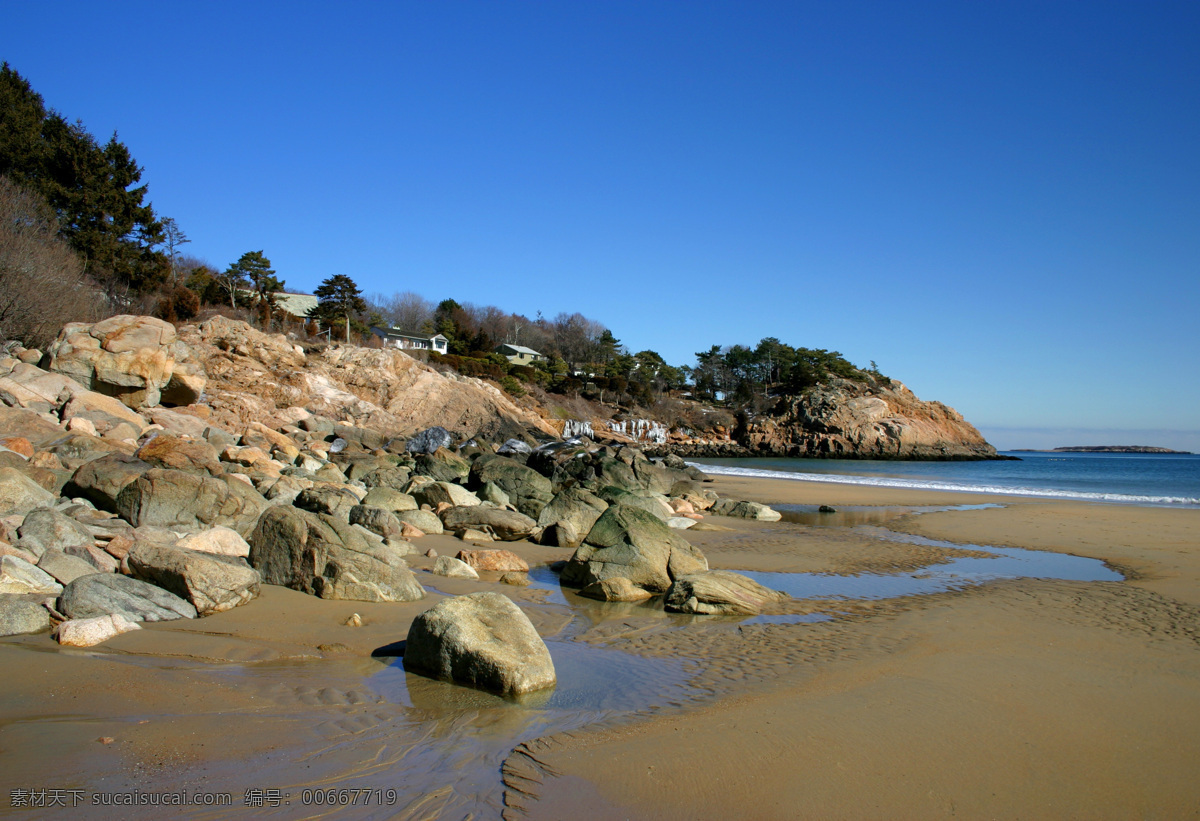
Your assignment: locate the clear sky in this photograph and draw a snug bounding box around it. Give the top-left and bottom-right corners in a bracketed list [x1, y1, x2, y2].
[3, 1, 1198, 451]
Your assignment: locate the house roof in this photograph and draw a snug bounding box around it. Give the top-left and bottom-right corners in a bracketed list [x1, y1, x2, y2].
[372, 327, 447, 342]
[274, 292, 318, 318]
[497, 344, 544, 356]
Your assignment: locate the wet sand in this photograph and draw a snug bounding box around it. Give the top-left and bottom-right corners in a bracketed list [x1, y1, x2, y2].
[2, 479, 1198, 819]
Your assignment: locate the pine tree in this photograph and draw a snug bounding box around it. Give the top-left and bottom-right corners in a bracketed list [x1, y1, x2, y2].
[312, 274, 366, 342]
[225, 251, 282, 327]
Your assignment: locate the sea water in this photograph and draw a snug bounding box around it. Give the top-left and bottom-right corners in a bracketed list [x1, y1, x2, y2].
[689, 451, 1200, 507]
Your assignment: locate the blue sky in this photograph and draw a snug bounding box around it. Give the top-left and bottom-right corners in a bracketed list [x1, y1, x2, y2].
[4, 1, 1198, 451]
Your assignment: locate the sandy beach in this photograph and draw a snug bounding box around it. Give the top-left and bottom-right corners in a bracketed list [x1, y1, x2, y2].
[2, 475, 1199, 819]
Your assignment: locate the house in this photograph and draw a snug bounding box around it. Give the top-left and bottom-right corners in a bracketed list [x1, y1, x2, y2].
[371, 327, 449, 354]
[496, 343, 546, 365]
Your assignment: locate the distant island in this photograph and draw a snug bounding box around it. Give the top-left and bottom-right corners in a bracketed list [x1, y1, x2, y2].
[1011, 446, 1193, 454]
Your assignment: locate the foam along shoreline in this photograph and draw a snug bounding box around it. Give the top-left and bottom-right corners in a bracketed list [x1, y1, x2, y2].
[520, 473, 1200, 820]
[689, 460, 1200, 507]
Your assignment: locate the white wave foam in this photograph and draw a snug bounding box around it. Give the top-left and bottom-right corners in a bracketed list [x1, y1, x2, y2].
[689, 463, 1200, 507]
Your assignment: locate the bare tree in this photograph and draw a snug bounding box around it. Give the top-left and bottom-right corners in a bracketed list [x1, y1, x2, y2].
[367, 291, 435, 333]
[0, 176, 104, 347]
[160, 217, 189, 284]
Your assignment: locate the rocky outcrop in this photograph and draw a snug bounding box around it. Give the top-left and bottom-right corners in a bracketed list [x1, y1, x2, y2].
[404, 592, 556, 696]
[742, 377, 998, 460]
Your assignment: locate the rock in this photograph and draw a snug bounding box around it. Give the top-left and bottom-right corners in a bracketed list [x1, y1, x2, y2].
[404, 592, 556, 695]
[476, 481, 511, 507]
[579, 577, 653, 602]
[411, 481, 480, 509]
[135, 434, 223, 476]
[499, 571, 530, 586]
[44, 315, 179, 409]
[175, 526, 251, 557]
[819, 505, 837, 513]
[667, 517, 698, 530]
[294, 485, 361, 519]
[64, 453, 152, 511]
[115, 469, 269, 538]
[538, 520, 579, 548]
[54, 613, 141, 646]
[0, 597, 51, 635]
[406, 426, 453, 455]
[400, 522, 425, 539]
[432, 555, 479, 579]
[127, 541, 260, 615]
[425, 547, 437, 558]
[0, 361, 149, 436]
[561, 504, 708, 593]
[394, 509, 444, 535]
[348, 505, 404, 539]
[360, 487, 419, 512]
[16, 507, 94, 559]
[597, 486, 673, 521]
[497, 438, 532, 455]
[664, 570, 790, 615]
[249, 505, 426, 602]
[440, 506, 537, 542]
[0, 467, 55, 516]
[710, 499, 782, 522]
[59, 573, 197, 622]
[468, 454, 553, 519]
[65, 543, 121, 573]
[36, 549, 100, 585]
[456, 549, 529, 573]
[412, 449, 471, 483]
[0, 436, 33, 459]
[0, 556, 63, 595]
[457, 528, 493, 543]
[536, 488, 608, 548]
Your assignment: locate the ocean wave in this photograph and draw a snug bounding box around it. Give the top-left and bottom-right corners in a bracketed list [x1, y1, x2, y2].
[689, 463, 1200, 507]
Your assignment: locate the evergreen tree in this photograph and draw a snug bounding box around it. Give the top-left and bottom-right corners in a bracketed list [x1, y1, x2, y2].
[311, 274, 366, 342]
[227, 251, 283, 328]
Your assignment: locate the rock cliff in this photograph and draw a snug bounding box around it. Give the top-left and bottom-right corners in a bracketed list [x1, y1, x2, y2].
[742, 376, 998, 460]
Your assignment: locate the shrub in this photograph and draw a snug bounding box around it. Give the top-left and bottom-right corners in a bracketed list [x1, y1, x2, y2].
[500, 376, 526, 397]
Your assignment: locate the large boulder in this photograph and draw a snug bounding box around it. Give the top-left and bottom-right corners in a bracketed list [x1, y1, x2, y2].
[456, 549, 529, 573]
[0, 556, 63, 596]
[15, 507, 94, 559]
[249, 505, 425, 602]
[406, 426, 453, 454]
[127, 542, 260, 615]
[0, 361, 149, 437]
[0, 467, 55, 516]
[597, 486, 673, 521]
[59, 573, 197, 622]
[664, 571, 790, 615]
[404, 592, 556, 696]
[64, 453, 152, 511]
[44, 315, 179, 409]
[561, 504, 708, 593]
[469, 454, 553, 518]
[394, 509, 444, 535]
[115, 469, 269, 538]
[710, 499, 783, 522]
[36, 549, 100, 585]
[411, 481, 480, 510]
[294, 485, 361, 519]
[412, 449, 471, 483]
[55, 614, 141, 646]
[432, 555, 479, 579]
[0, 598, 52, 636]
[440, 506, 537, 542]
[135, 434, 223, 476]
[348, 505, 404, 539]
[536, 488, 608, 548]
[360, 487, 418, 512]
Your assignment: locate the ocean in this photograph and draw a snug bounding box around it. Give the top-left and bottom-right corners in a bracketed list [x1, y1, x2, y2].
[688, 451, 1200, 508]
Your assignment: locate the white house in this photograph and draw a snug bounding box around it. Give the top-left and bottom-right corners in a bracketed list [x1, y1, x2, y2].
[371, 327, 449, 354]
[496, 343, 546, 365]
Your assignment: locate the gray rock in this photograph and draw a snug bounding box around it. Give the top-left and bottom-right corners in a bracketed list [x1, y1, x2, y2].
[412, 450, 471, 483]
[0, 597, 51, 635]
[361, 486, 418, 512]
[404, 592, 556, 696]
[16, 507, 95, 559]
[440, 506, 537, 541]
[249, 505, 426, 602]
[432, 555, 479, 579]
[394, 509, 444, 535]
[115, 469, 269, 538]
[469, 454, 553, 518]
[710, 499, 782, 521]
[406, 426, 453, 455]
[294, 485, 361, 519]
[349, 505, 404, 539]
[497, 438, 533, 455]
[579, 577, 654, 602]
[59, 573, 197, 622]
[664, 570, 790, 615]
[536, 488, 609, 546]
[411, 481, 480, 509]
[476, 481, 511, 507]
[128, 542, 260, 615]
[596, 486, 673, 521]
[0, 467, 55, 517]
[0, 556, 63, 595]
[65, 453, 154, 512]
[36, 549, 101, 585]
[561, 504, 708, 593]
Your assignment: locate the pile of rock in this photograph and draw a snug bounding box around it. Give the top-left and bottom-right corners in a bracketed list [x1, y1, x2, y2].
[1, 314, 789, 692]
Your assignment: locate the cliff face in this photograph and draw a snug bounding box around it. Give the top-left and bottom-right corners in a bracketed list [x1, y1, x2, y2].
[742, 377, 999, 460]
[176, 317, 558, 441]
